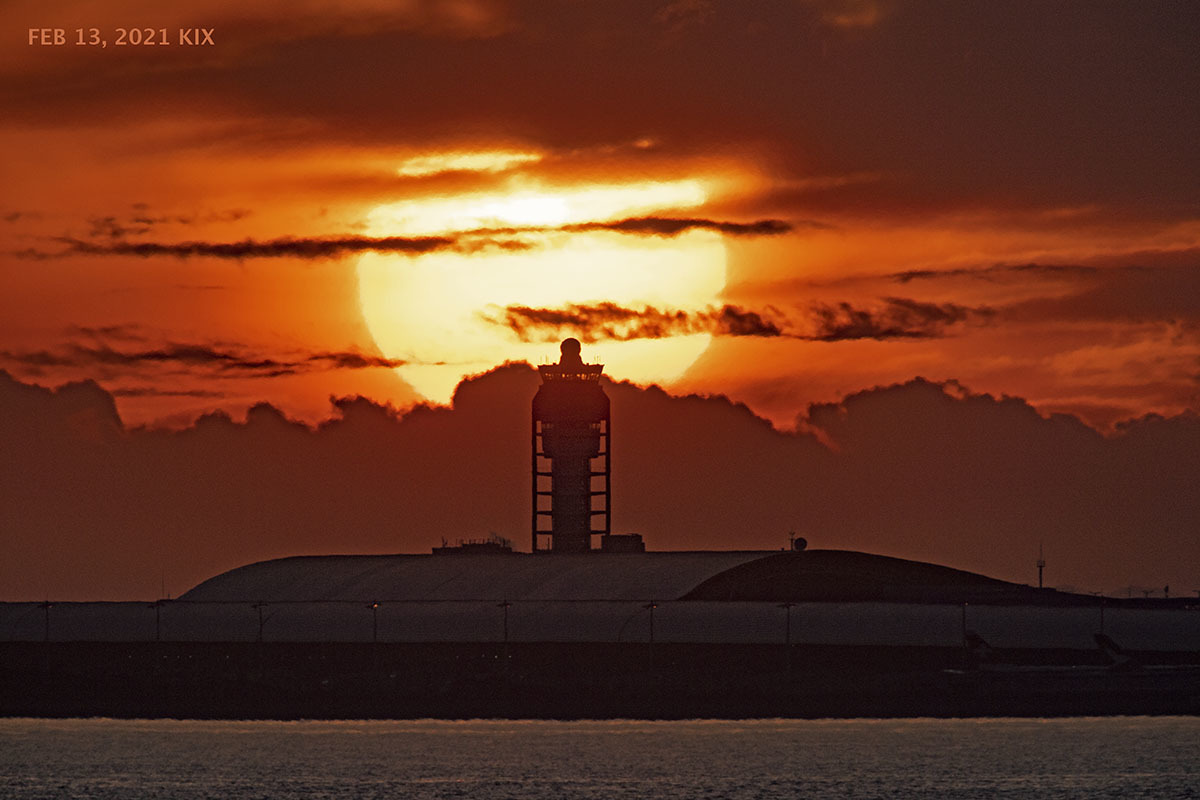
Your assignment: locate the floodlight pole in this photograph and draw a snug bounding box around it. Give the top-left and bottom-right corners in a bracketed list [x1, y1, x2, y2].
[367, 602, 379, 644]
[39, 601, 52, 643]
[149, 600, 164, 642]
[253, 602, 267, 642]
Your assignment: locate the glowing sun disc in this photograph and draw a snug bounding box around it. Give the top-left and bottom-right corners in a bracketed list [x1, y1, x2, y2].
[358, 181, 727, 402]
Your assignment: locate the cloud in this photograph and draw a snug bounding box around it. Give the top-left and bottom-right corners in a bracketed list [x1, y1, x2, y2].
[51, 234, 506, 260]
[859, 261, 1200, 349]
[489, 297, 991, 343]
[0, 350, 76, 368]
[3, 1, 1197, 225]
[110, 387, 226, 398]
[305, 351, 414, 370]
[560, 217, 796, 237]
[88, 216, 145, 240]
[8, 248, 56, 262]
[491, 302, 787, 343]
[656, 0, 717, 38]
[426, 216, 796, 240]
[886, 262, 1200, 328]
[809, 297, 994, 340]
[20, 216, 792, 261]
[66, 324, 147, 341]
[394, 150, 543, 178]
[86, 208, 253, 239]
[817, 0, 888, 28]
[0, 342, 411, 377]
[889, 263, 1104, 284]
[1, 0, 513, 78]
[1, 366, 1197, 601]
[1003, 266, 1200, 325]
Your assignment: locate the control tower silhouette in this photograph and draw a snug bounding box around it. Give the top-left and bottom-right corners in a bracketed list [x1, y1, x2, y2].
[531, 338, 610, 552]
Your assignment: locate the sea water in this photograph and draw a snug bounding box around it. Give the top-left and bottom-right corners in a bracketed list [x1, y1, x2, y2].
[1, 717, 1196, 799]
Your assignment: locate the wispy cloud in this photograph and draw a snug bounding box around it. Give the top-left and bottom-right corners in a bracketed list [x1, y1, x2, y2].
[65, 323, 147, 341]
[655, 0, 716, 38]
[110, 386, 227, 398]
[889, 262, 1104, 284]
[51, 234, 512, 260]
[490, 302, 786, 343]
[0, 342, 414, 377]
[489, 297, 992, 343]
[469, 216, 797, 237]
[18, 216, 793, 261]
[808, 297, 992, 340]
[560, 217, 796, 236]
[86, 208, 252, 239]
[816, 0, 889, 28]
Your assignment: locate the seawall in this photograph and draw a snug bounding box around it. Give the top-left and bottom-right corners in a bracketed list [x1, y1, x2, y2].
[3, 640, 1198, 719]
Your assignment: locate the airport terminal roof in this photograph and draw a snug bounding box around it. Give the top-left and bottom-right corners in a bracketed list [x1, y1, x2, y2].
[181, 549, 1088, 605]
[181, 551, 772, 603]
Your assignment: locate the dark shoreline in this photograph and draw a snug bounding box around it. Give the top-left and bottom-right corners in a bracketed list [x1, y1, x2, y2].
[4, 641, 1198, 720]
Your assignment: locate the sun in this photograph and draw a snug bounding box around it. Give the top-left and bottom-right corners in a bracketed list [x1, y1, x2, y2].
[357, 179, 728, 403]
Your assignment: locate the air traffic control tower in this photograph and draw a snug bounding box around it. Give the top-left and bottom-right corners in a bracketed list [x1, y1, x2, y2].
[531, 338, 610, 552]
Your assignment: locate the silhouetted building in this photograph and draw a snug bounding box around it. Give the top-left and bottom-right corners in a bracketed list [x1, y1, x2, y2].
[432, 534, 514, 556]
[599, 532, 645, 553]
[531, 339, 610, 552]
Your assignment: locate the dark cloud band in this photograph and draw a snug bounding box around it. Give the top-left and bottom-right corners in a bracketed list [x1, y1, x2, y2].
[809, 297, 993, 341]
[490, 302, 787, 343]
[20, 216, 792, 261]
[560, 217, 794, 237]
[56, 234, 479, 260]
[0, 342, 412, 377]
[889, 262, 1103, 283]
[489, 297, 992, 343]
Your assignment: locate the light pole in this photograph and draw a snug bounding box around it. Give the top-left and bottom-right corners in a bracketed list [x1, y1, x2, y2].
[1091, 592, 1105, 634]
[39, 601, 53, 643]
[253, 602, 267, 642]
[149, 600, 165, 642]
[367, 602, 379, 644]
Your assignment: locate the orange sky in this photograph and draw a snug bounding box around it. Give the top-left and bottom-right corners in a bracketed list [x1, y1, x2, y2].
[2, 0, 1199, 597]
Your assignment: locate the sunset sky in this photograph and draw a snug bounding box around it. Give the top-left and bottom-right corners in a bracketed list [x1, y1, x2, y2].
[2, 1, 1199, 599]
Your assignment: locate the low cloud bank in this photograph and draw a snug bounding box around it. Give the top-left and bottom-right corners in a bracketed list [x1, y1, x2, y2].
[1, 366, 1195, 600]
